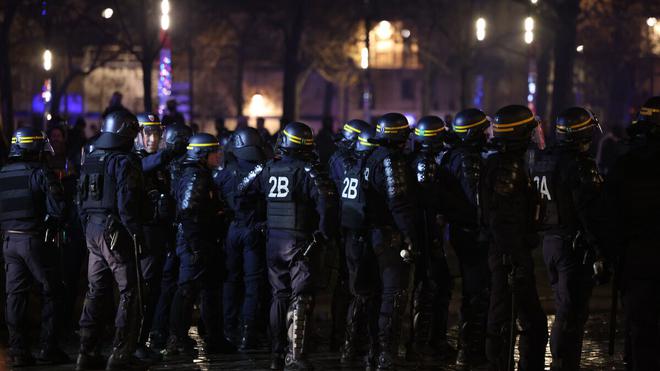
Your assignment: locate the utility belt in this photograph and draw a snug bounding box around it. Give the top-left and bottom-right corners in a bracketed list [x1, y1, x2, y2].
[3, 229, 41, 236]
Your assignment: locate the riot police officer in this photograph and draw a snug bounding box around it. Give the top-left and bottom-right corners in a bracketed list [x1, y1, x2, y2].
[214, 127, 269, 350]
[480, 105, 547, 371]
[77, 111, 145, 370]
[442, 108, 491, 369]
[133, 113, 176, 361]
[530, 107, 604, 371]
[363, 112, 418, 370]
[328, 119, 371, 352]
[407, 116, 454, 363]
[258, 122, 339, 370]
[164, 133, 233, 356]
[601, 96, 660, 371]
[336, 124, 380, 364]
[0, 127, 69, 367]
[149, 123, 192, 350]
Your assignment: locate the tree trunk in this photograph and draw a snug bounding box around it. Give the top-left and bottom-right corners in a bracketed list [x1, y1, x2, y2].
[459, 63, 470, 110]
[0, 0, 18, 145]
[142, 58, 154, 112]
[281, 0, 305, 123]
[550, 0, 579, 120]
[234, 42, 245, 117]
[536, 30, 552, 122]
[322, 80, 334, 119]
[421, 63, 432, 116]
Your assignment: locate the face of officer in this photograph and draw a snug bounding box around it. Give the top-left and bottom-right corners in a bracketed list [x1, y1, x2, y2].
[141, 127, 161, 153]
[48, 127, 66, 156]
[207, 151, 221, 168]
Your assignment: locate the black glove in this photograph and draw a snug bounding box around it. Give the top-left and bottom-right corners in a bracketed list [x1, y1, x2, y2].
[190, 249, 204, 266]
[400, 236, 416, 264]
[592, 257, 611, 286]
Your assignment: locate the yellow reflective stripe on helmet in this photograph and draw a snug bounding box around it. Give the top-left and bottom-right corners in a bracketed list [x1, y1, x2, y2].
[358, 137, 376, 146]
[377, 124, 409, 132]
[343, 124, 362, 133]
[186, 143, 219, 149]
[453, 117, 489, 132]
[492, 115, 535, 129]
[556, 117, 593, 133]
[284, 130, 314, 145]
[12, 135, 45, 144]
[640, 106, 660, 116]
[492, 127, 515, 132]
[414, 127, 446, 136]
[140, 121, 161, 126]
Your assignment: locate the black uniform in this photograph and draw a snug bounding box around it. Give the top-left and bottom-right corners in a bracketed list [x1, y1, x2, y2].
[601, 96, 660, 371]
[0, 158, 66, 365]
[257, 121, 339, 370]
[481, 105, 547, 371]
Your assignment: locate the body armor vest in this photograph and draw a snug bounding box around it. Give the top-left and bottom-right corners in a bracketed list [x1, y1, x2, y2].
[530, 150, 560, 229]
[0, 163, 42, 222]
[340, 157, 367, 229]
[226, 161, 264, 225]
[78, 151, 118, 214]
[264, 160, 315, 233]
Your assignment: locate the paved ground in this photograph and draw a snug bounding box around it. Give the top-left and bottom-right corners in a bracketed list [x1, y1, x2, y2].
[0, 249, 628, 370]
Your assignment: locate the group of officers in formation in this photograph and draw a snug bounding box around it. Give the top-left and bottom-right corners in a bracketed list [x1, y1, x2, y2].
[1, 95, 660, 371]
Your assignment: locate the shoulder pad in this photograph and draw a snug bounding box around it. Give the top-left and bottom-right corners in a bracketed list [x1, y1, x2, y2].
[237, 164, 264, 193]
[304, 161, 336, 195]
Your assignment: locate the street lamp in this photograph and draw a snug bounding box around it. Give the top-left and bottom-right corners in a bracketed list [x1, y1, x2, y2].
[524, 16, 535, 44]
[647, 17, 658, 28]
[102, 8, 113, 19]
[576, 44, 584, 53]
[476, 17, 486, 41]
[360, 47, 369, 69]
[43, 49, 52, 71]
[160, 0, 170, 31]
[530, 0, 539, 4]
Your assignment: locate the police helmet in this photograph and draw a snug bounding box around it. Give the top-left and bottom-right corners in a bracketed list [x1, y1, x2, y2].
[632, 96, 660, 134]
[492, 105, 539, 142]
[555, 107, 600, 144]
[94, 110, 140, 149]
[413, 115, 448, 146]
[373, 112, 410, 145]
[9, 127, 54, 159]
[453, 108, 490, 142]
[276, 122, 315, 151]
[232, 127, 266, 161]
[335, 119, 370, 146]
[355, 124, 378, 153]
[136, 112, 162, 150]
[163, 123, 193, 156]
[185, 133, 220, 162]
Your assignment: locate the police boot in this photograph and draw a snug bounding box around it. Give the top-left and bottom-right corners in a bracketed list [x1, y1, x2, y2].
[8, 352, 36, 368]
[376, 293, 405, 371]
[270, 353, 285, 370]
[203, 333, 237, 354]
[106, 327, 145, 370]
[161, 334, 195, 358]
[239, 324, 258, 351]
[457, 294, 489, 369]
[408, 289, 435, 362]
[285, 295, 314, 370]
[340, 296, 364, 364]
[76, 328, 106, 371]
[134, 345, 162, 363]
[37, 346, 71, 365]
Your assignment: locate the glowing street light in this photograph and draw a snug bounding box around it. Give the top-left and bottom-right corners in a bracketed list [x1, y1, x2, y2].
[101, 8, 113, 19]
[576, 44, 584, 53]
[376, 20, 393, 39]
[43, 49, 52, 71]
[160, 0, 170, 30]
[524, 16, 534, 44]
[647, 17, 658, 27]
[476, 17, 486, 41]
[530, 0, 539, 4]
[360, 47, 369, 69]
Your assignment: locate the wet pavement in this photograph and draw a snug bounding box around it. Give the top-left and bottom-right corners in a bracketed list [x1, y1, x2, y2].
[0, 249, 628, 370]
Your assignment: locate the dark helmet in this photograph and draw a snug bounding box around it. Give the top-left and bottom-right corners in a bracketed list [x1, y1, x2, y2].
[413, 115, 447, 146]
[232, 127, 266, 161]
[95, 110, 140, 149]
[9, 127, 54, 159]
[137, 112, 162, 131]
[163, 123, 193, 155]
[185, 133, 220, 162]
[631, 96, 660, 136]
[374, 112, 410, 144]
[453, 108, 490, 142]
[492, 105, 538, 142]
[355, 124, 378, 152]
[336, 119, 370, 145]
[277, 122, 315, 151]
[555, 107, 600, 144]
